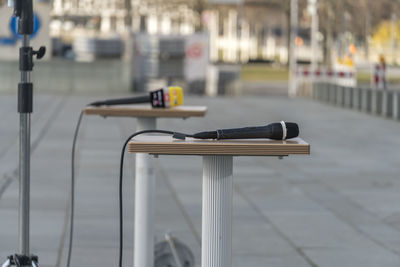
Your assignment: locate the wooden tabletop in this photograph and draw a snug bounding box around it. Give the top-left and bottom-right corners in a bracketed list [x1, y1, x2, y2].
[83, 105, 207, 118]
[128, 135, 310, 156]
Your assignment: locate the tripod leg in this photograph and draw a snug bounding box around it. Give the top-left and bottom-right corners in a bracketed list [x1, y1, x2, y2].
[1, 259, 11, 267]
[165, 232, 183, 267]
[31, 261, 38, 267]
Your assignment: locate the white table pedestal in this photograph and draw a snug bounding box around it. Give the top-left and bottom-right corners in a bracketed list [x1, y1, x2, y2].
[134, 117, 156, 267]
[83, 106, 207, 267]
[128, 135, 309, 267]
[202, 155, 233, 267]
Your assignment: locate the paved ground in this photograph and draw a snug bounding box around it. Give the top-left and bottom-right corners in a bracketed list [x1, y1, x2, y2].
[1, 91, 400, 267]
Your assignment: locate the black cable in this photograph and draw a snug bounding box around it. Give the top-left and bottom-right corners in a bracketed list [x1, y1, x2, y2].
[67, 108, 193, 267]
[118, 130, 193, 267]
[67, 111, 84, 267]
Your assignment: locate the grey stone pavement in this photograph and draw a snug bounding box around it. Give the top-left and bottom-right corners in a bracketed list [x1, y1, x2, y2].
[1, 91, 400, 267]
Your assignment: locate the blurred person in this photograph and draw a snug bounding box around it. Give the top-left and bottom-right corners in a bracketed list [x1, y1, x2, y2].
[374, 54, 387, 90]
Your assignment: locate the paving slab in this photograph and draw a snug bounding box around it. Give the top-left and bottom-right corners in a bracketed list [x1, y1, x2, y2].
[0, 93, 400, 267]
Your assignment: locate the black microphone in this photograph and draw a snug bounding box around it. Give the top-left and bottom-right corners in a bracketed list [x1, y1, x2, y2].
[89, 86, 184, 108]
[89, 95, 150, 106]
[192, 121, 299, 140]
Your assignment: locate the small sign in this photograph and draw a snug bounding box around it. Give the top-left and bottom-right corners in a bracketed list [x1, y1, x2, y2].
[186, 43, 203, 59]
[0, 37, 16, 45]
[185, 33, 209, 82]
[10, 13, 41, 39]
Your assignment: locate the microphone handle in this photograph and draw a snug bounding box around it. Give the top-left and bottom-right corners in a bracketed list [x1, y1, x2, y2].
[193, 123, 283, 140]
[90, 95, 150, 106]
[217, 125, 281, 140]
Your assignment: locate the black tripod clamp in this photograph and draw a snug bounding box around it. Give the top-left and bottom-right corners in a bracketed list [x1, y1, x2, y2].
[4, 254, 39, 267]
[18, 45, 46, 113]
[13, 0, 46, 114]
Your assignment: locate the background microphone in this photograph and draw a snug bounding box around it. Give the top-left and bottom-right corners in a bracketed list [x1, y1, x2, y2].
[89, 86, 184, 108]
[192, 121, 299, 140]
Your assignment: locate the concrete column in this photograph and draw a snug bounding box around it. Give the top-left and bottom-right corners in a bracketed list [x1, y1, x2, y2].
[312, 82, 318, 100]
[381, 90, 393, 117]
[377, 91, 383, 115]
[227, 10, 238, 62]
[393, 92, 400, 120]
[240, 21, 250, 63]
[322, 83, 326, 101]
[318, 83, 325, 101]
[209, 11, 219, 62]
[101, 13, 112, 32]
[362, 88, 372, 113]
[289, 0, 298, 97]
[352, 87, 362, 111]
[344, 87, 353, 108]
[371, 90, 377, 114]
[325, 84, 331, 102]
[336, 86, 344, 106]
[329, 84, 337, 105]
[361, 88, 368, 112]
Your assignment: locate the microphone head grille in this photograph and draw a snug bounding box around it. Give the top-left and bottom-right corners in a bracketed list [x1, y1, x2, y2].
[285, 122, 299, 139]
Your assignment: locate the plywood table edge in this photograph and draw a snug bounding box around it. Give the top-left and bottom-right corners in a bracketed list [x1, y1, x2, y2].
[127, 137, 310, 156]
[83, 106, 208, 118]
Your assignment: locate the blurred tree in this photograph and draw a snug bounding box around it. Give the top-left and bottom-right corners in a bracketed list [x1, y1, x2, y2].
[317, 0, 400, 66]
[372, 20, 400, 45]
[265, 0, 291, 66]
[247, 0, 306, 66]
[115, 0, 400, 63]
[278, 0, 291, 67]
[193, 0, 207, 32]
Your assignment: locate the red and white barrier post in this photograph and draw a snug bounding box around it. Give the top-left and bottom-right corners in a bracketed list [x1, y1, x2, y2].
[296, 67, 356, 87]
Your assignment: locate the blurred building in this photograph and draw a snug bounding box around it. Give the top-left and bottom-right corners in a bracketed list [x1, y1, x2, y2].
[206, 0, 287, 63]
[52, 0, 200, 34]
[52, 0, 130, 33]
[51, 0, 289, 63]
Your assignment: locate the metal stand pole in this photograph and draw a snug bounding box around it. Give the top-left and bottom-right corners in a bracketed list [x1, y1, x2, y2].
[309, 0, 319, 75]
[19, 35, 31, 260]
[289, 0, 298, 97]
[2, 0, 45, 266]
[134, 117, 156, 267]
[202, 155, 233, 267]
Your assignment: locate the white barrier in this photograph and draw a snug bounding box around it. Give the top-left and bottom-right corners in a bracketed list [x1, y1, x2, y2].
[297, 67, 357, 87]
